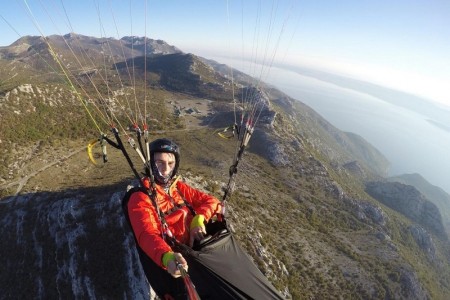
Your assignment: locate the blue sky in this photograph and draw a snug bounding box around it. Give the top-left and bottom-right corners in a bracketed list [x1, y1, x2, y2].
[1, 0, 449, 107]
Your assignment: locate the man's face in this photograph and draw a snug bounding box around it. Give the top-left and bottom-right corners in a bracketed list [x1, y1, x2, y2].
[154, 152, 176, 177]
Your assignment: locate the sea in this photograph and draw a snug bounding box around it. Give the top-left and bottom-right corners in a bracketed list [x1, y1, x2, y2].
[265, 65, 450, 194]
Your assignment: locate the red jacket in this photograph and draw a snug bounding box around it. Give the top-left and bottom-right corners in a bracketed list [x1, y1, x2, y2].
[127, 176, 222, 267]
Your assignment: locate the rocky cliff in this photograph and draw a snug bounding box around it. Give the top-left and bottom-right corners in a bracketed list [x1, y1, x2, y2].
[366, 181, 447, 240]
[0, 188, 150, 299]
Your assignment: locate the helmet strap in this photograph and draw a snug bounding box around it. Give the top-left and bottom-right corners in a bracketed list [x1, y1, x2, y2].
[152, 164, 173, 185]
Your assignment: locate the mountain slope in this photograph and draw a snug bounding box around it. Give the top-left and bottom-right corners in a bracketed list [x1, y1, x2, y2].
[366, 181, 447, 240]
[1, 34, 449, 299]
[116, 53, 236, 100]
[388, 173, 450, 234]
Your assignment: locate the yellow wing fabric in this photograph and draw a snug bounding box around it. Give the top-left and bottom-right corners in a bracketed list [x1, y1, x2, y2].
[87, 139, 99, 165]
[216, 125, 237, 139]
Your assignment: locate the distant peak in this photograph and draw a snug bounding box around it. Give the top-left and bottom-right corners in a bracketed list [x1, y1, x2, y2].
[63, 32, 77, 39]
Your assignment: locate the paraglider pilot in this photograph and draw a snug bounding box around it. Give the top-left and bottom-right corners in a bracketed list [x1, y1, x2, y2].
[126, 138, 222, 278]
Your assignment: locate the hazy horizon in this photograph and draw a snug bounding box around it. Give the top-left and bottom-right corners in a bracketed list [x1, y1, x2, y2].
[266, 64, 450, 195]
[203, 54, 450, 195]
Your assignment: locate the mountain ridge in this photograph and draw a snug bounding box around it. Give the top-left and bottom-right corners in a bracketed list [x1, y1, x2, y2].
[1, 34, 449, 299]
[388, 173, 450, 235]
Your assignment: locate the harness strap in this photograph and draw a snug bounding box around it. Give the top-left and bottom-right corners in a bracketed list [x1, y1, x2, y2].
[158, 183, 197, 217]
[176, 186, 197, 217]
[163, 202, 187, 216]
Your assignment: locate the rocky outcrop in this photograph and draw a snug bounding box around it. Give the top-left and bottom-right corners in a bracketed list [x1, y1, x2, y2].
[366, 181, 447, 240]
[354, 200, 388, 227]
[343, 160, 365, 177]
[267, 142, 290, 166]
[0, 189, 151, 299]
[408, 225, 436, 261]
[395, 266, 429, 300]
[120, 36, 181, 55]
